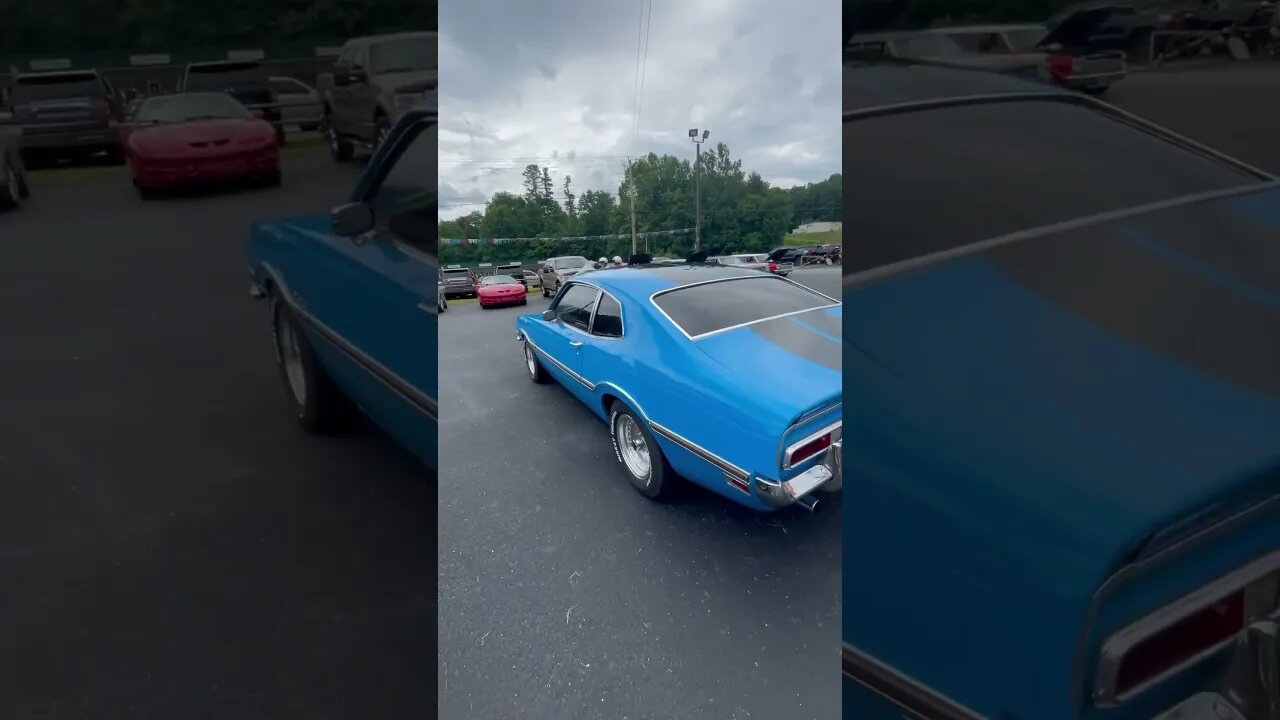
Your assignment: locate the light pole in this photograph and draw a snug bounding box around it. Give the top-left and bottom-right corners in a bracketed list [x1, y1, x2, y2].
[689, 128, 708, 251]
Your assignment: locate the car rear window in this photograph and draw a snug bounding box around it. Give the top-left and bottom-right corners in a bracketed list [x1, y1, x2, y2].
[653, 277, 834, 338]
[442, 270, 471, 279]
[13, 73, 103, 102]
[846, 99, 1257, 272]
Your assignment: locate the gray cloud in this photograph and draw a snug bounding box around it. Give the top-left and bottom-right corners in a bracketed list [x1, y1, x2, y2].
[438, 0, 841, 220]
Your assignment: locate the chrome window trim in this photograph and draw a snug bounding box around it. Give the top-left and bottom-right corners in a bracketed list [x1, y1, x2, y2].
[782, 421, 843, 470]
[1093, 549, 1280, 707]
[843, 643, 988, 720]
[548, 281, 624, 340]
[1070, 488, 1280, 711]
[648, 275, 840, 342]
[549, 282, 599, 334]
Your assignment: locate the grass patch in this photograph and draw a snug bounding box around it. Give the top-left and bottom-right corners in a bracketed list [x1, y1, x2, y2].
[783, 229, 842, 246]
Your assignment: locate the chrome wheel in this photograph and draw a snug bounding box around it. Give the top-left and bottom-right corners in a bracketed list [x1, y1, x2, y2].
[524, 343, 536, 378]
[375, 123, 390, 150]
[327, 124, 340, 153]
[278, 314, 307, 406]
[616, 415, 651, 481]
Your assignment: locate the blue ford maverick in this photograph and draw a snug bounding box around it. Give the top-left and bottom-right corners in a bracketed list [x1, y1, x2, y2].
[245, 98, 436, 471]
[843, 63, 1280, 719]
[516, 263, 842, 512]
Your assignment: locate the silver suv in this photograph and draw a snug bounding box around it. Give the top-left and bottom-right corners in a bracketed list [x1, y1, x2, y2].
[538, 256, 594, 297]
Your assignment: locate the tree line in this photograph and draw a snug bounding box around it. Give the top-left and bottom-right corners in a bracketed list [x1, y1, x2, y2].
[439, 143, 841, 265]
[0, 0, 436, 55]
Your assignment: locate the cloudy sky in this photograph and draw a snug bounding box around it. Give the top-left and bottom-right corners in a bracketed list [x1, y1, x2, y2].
[438, 0, 841, 220]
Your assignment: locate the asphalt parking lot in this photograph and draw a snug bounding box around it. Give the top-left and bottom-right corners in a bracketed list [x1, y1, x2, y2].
[438, 266, 842, 720]
[0, 149, 437, 718]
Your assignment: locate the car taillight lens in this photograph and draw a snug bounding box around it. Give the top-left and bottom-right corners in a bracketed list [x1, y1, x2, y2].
[1049, 55, 1076, 78]
[788, 433, 832, 467]
[768, 263, 778, 272]
[1114, 591, 1244, 697]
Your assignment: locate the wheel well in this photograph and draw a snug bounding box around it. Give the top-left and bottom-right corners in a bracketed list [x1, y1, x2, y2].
[601, 394, 619, 417]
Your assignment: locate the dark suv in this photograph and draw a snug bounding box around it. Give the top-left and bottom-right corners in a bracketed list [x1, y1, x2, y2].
[180, 61, 285, 145]
[1, 69, 125, 166]
[440, 267, 476, 299]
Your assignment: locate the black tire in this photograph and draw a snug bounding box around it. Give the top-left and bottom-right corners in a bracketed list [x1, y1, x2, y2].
[134, 183, 158, 201]
[0, 160, 20, 210]
[609, 402, 675, 500]
[374, 113, 391, 152]
[275, 124, 288, 147]
[523, 340, 551, 384]
[521, 297, 528, 305]
[271, 297, 353, 433]
[542, 285, 551, 298]
[326, 114, 354, 162]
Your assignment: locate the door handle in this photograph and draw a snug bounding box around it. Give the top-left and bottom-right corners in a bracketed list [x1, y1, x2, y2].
[570, 341, 583, 349]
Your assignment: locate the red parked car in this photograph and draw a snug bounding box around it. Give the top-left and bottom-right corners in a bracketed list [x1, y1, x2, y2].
[122, 92, 280, 198]
[476, 274, 528, 308]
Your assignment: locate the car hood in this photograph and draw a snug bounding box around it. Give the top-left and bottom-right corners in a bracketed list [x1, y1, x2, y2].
[130, 119, 274, 154]
[846, 185, 1280, 579]
[1040, 5, 1130, 48]
[692, 306, 843, 430]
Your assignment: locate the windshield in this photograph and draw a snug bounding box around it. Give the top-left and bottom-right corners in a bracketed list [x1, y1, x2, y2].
[553, 256, 590, 270]
[653, 277, 836, 338]
[136, 93, 250, 123]
[369, 35, 438, 74]
[846, 99, 1255, 272]
[442, 270, 471, 280]
[1006, 28, 1048, 50]
[482, 275, 519, 285]
[893, 34, 964, 57]
[13, 73, 103, 102]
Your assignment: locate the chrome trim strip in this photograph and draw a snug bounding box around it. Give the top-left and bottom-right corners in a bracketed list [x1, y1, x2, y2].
[648, 275, 840, 342]
[783, 421, 843, 470]
[1070, 488, 1280, 711]
[523, 335, 596, 390]
[553, 281, 626, 340]
[843, 643, 988, 720]
[1093, 549, 1280, 706]
[287, 298, 438, 423]
[844, 182, 1280, 294]
[649, 421, 750, 483]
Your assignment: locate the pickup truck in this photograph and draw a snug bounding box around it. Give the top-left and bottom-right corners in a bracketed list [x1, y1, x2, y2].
[179, 61, 285, 146]
[0, 69, 125, 167]
[315, 31, 437, 162]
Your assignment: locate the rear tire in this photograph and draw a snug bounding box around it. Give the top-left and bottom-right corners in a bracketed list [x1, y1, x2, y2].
[271, 296, 353, 433]
[609, 402, 675, 500]
[326, 114, 354, 162]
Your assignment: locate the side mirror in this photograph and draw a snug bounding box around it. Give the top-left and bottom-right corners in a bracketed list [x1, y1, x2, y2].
[541, 309, 556, 322]
[331, 202, 374, 237]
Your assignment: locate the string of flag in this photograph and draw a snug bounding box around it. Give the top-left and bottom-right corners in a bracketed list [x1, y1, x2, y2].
[442, 228, 693, 246]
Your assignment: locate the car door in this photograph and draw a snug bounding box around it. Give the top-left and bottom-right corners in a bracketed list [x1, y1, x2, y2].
[535, 282, 599, 405]
[301, 116, 437, 466]
[578, 289, 625, 400]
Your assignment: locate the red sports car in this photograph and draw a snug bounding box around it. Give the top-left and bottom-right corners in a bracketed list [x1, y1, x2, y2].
[476, 274, 528, 308]
[122, 92, 280, 197]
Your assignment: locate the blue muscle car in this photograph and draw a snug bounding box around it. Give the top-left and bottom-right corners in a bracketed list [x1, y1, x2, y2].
[843, 63, 1280, 719]
[245, 97, 436, 471]
[515, 264, 842, 512]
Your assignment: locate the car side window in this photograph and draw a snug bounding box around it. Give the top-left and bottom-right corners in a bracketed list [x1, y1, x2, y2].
[553, 284, 599, 331]
[367, 120, 435, 255]
[591, 293, 623, 338]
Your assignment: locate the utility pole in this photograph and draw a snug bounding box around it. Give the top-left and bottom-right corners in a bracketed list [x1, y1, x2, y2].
[689, 128, 709, 251]
[628, 158, 637, 256]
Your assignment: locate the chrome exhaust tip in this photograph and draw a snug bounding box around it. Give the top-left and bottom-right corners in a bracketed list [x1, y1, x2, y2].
[795, 494, 819, 512]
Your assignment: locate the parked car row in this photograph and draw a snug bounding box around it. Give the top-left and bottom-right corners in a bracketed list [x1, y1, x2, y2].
[847, 5, 1130, 95]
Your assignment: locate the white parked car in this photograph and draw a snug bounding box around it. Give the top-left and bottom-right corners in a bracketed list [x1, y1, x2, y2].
[270, 76, 323, 131]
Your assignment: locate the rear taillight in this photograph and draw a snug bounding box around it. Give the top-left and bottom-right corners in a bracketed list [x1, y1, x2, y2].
[786, 432, 832, 468]
[1113, 591, 1245, 698]
[768, 263, 778, 272]
[1048, 55, 1076, 78]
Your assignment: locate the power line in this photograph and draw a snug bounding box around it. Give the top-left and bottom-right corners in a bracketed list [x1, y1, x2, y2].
[439, 155, 635, 164]
[632, 0, 645, 138]
[636, 0, 653, 139]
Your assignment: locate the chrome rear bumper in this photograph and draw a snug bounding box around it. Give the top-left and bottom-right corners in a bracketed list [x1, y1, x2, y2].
[754, 437, 842, 511]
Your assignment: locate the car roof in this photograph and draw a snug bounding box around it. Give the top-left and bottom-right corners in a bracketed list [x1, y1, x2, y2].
[348, 31, 437, 47]
[845, 61, 1070, 113]
[574, 265, 767, 305]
